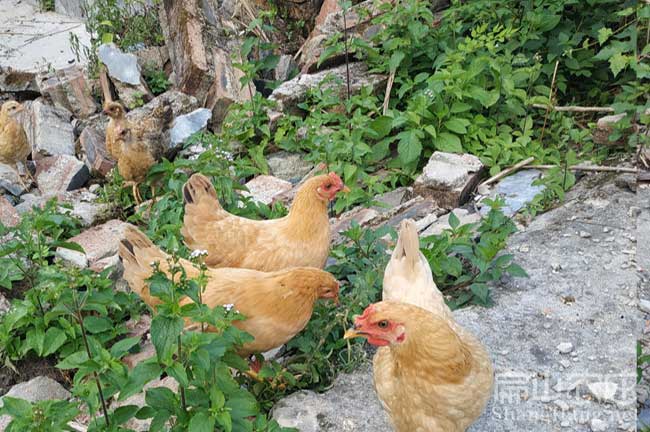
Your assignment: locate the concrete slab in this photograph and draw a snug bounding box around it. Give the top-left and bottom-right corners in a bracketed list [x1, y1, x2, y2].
[0, 0, 90, 73]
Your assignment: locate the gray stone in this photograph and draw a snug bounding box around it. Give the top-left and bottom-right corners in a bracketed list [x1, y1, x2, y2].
[274, 55, 298, 82]
[170, 108, 212, 146]
[36, 65, 97, 118]
[16, 189, 112, 227]
[371, 187, 411, 212]
[589, 418, 608, 432]
[0, 164, 28, 197]
[413, 152, 485, 209]
[0, 1, 90, 73]
[267, 152, 313, 183]
[479, 170, 545, 217]
[0, 67, 38, 95]
[585, 381, 617, 403]
[242, 175, 293, 205]
[331, 207, 380, 241]
[273, 172, 639, 431]
[35, 155, 89, 195]
[557, 342, 574, 354]
[420, 208, 481, 237]
[0, 376, 70, 406]
[272, 366, 391, 431]
[56, 247, 89, 268]
[0, 195, 19, 227]
[269, 63, 387, 115]
[57, 220, 129, 269]
[641, 299, 650, 314]
[25, 99, 75, 159]
[80, 125, 115, 177]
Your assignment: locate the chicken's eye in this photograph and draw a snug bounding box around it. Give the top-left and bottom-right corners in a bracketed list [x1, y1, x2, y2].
[323, 183, 332, 189]
[377, 320, 389, 329]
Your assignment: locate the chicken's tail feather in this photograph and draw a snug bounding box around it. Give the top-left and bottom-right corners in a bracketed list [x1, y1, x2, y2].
[118, 226, 167, 308]
[396, 219, 421, 271]
[183, 173, 220, 208]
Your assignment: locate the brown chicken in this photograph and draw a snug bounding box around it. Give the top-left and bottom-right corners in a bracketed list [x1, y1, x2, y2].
[0, 101, 31, 186]
[344, 301, 493, 432]
[103, 101, 129, 161]
[116, 127, 156, 203]
[119, 226, 340, 358]
[182, 172, 350, 271]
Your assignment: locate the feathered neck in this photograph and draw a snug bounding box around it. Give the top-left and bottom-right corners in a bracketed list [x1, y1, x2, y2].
[285, 180, 329, 238]
[389, 318, 473, 384]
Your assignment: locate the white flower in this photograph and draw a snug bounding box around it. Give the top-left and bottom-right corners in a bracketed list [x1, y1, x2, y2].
[190, 249, 208, 259]
[223, 303, 235, 312]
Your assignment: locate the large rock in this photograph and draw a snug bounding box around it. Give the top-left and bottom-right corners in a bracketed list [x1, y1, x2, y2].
[56, 219, 129, 270]
[24, 99, 75, 159]
[267, 151, 313, 183]
[36, 65, 97, 118]
[169, 108, 212, 147]
[159, 0, 250, 127]
[16, 189, 112, 227]
[35, 155, 89, 195]
[0, 163, 29, 197]
[0, 375, 71, 430]
[273, 173, 639, 431]
[478, 169, 545, 217]
[98, 43, 153, 109]
[592, 110, 650, 147]
[269, 62, 387, 115]
[80, 126, 115, 176]
[413, 152, 485, 209]
[0, 196, 19, 227]
[0, 0, 90, 73]
[242, 175, 293, 205]
[0, 67, 39, 95]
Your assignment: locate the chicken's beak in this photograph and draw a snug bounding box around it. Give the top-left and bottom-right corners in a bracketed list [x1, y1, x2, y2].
[343, 327, 364, 340]
[341, 185, 351, 193]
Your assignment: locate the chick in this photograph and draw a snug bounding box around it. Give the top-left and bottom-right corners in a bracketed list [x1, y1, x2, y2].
[103, 101, 129, 161]
[0, 101, 32, 188]
[116, 127, 156, 204]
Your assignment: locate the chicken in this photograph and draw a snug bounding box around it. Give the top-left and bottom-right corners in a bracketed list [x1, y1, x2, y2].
[383, 219, 453, 320]
[181, 171, 350, 271]
[0, 101, 31, 187]
[344, 301, 493, 432]
[103, 101, 129, 161]
[118, 226, 340, 357]
[104, 100, 172, 203]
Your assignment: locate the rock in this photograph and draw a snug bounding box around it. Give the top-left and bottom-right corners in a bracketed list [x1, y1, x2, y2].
[112, 376, 178, 431]
[125, 314, 152, 339]
[0, 376, 71, 426]
[331, 207, 380, 239]
[274, 55, 298, 82]
[0, 196, 19, 227]
[0, 164, 28, 197]
[413, 152, 484, 209]
[80, 126, 115, 176]
[125, 91, 199, 157]
[266, 152, 313, 183]
[272, 366, 391, 432]
[56, 220, 129, 269]
[270, 63, 386, 115]
[134, 46, 170, 71]
[159, 0, 250, 127]
[16, 189, 112, 226]
[371, 187, 412, 212]
[170, 108, 212, 147]
[579, 230, 592, 238]
[98, 43, 153, 109]
[36, 65, 97, 118]
[0, 1, 90, 73]
[585, 382, 617, 403]
[592, 113, 633, 147]
[479, 170, 545, 217]
[368, 197, 441, 233]
[24, 99, 75, 159]
[242, 175, 293, 205]
[420, 208, 481, 237]
[0, 66, 39, 95]
[35, 155, 89, 195]
[56, 247, 88, 268]
[589, 419, 608, 432]
[557, 342, 573, 354]
[640, 299, 650, 314]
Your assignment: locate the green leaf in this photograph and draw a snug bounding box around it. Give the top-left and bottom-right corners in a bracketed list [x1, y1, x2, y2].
[189, 411, 216, 432]
[119, 362, 162, 401]
[216, 411, 233, 432]
[397, 130, 422, 164]
[42, 327, 67, 356]
[109, 336, 141, 359]
[368, 116, 393, 139]
[388, 51, 406, 72]
[150, 315, 184, 363]
[0, 397, 32, 418]
[506, 263, 529, 278]
[83, 316, 113, 334]
[436, 132, 462, 153]
[597, 28, 613, 45]
[166, 362, 189, 388]
[56, 351, 89, 370]
[111, 405, 140, 424]
[444, 118, 469, 134]
[145, 387, 177, 412]
[448, 211, 460, 229]
[470, 283, 490, 304]
[609, 53, 629, 77]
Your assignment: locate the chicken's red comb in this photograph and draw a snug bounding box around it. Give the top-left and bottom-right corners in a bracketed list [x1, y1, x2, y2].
[354, 303, 376, 325]
[327, 172, 344, 186]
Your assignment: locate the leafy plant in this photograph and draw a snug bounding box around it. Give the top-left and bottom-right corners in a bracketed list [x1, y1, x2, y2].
[0, 398, 80, 431]
[143, 66, 171, 95]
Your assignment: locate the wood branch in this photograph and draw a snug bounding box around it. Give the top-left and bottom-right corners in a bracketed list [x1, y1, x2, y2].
[382, 69, 396, 115]
[524, 164, 638, 174]
[479, 157, 535, 188]
[99, 65, 112, 105]
[532, 104, 616, 113]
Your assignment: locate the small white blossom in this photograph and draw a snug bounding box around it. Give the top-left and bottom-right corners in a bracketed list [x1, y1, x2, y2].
[223, 303, 235, 312]
[190, 249, 208, 259]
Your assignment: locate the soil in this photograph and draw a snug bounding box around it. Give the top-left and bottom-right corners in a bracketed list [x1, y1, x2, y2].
[0, 354, 70, 396]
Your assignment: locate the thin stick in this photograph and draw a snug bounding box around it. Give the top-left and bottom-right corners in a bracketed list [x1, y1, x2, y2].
[531, 104, 615, 113]
[478, 157, 535, 188]
[539, 60, 560, 145]
[99, 66, 112, 104]
[524, 164, 638, 173]
[382, 70, 396, 115]
[342, 4, 351, 102]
